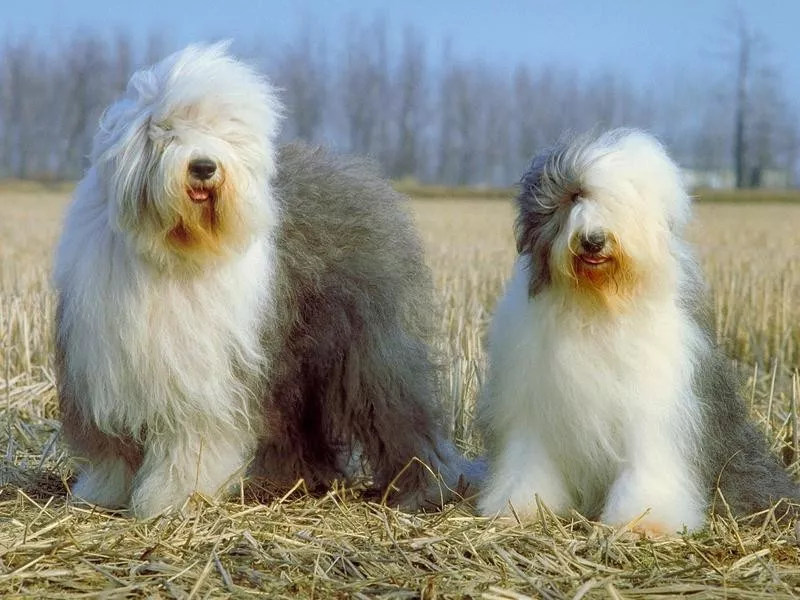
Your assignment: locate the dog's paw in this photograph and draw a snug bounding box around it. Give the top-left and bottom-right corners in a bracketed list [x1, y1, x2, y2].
[71, 466, 131, 510]
[129, 476, 188, 520]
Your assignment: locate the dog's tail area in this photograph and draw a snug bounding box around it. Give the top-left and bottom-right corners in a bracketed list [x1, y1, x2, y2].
[711, 421, 800, 523]
[695, 343, 800, 523]
[385, 436, 487, 512]
[436, 438, 488, 502]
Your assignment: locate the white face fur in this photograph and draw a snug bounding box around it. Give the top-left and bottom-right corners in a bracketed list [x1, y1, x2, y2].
[90, 43, 282, 270]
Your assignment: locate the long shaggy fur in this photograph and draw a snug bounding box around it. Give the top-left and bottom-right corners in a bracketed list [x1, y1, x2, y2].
[252, 143, 483, 508]
[55, 43, 481, 519]
[478, 128, 799, 534]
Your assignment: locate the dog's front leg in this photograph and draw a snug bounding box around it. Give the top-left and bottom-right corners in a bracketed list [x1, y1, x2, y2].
[130, 428, 253, 519]
[479, 429, 571, 521]
[601, 423, 706, 535]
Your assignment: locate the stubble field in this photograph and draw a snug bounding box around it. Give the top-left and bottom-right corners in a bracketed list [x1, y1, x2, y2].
[1, 188, 799, 598]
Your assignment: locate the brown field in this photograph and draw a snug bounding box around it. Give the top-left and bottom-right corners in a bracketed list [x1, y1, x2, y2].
[1, 190, 799, 598]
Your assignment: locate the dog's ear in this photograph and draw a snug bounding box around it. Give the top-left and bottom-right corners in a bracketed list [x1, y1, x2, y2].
[520, 153, 547, 196]
[514, 153, 548, 254]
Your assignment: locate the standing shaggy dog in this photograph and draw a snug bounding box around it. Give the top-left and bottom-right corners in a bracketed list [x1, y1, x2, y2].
[478, 129, 799, 534]
[55, 43, 481, 519]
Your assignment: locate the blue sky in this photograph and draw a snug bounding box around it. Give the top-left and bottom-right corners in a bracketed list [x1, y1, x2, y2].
[4, 0, 800, 107]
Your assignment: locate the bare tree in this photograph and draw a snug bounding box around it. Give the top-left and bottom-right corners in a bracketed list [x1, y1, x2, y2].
[56, 33, 113, 178]
[721, 10, 798, 188]
[732, 14, 754, 188]
[434, 42, 457, 183]
[512, 65, 539, 173]
[0, 38, 58, 178]
[0, 38, 36, 177]
[111, 31, 135, 94]
[390, 27, 428, 179]
[274, 25, 327, 142]
[480, 68, 512, 185]
[337, 18, 392, 159]
[452, 65, 488, 185]
[143, 32, 168, 66]
[0, 31, 168, 179]
[747, 65, 799, 186]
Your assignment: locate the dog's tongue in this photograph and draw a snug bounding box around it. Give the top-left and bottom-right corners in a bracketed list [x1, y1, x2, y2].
[581, 255, 607, 264]
[188, 188, 210, 202]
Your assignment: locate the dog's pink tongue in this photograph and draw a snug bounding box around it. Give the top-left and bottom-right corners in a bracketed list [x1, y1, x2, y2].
[188, 189, 210, 202]
[582, 255, 607, 264]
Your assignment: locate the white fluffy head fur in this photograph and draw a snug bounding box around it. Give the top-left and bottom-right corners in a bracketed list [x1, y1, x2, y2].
[515, 129, 695, 313]
[92, 42, 282, 271]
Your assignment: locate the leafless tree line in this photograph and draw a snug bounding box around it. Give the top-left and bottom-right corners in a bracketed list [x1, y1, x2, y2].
[0, 33, 168, 180]
[1, 22, 797, 186]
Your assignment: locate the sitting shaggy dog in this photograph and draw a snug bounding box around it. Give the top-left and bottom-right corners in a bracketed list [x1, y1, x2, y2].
[478, 128, 799, 534]
[54, 43, 481, 519]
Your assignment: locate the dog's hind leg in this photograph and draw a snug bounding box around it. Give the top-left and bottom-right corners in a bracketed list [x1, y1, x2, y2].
[251, 425, 343, 498]
[342, 328, 483, 511]
[710, 420, 800, 521]
[696, 354, 800, 521]
[251, 372, 350, 498]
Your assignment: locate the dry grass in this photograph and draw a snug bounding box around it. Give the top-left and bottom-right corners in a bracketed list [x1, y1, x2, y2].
[1, 190, 800, 598]
[693, 189, 800, 205]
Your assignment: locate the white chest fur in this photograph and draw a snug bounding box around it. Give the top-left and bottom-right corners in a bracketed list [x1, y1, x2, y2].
[56, 222, 273, 439]
[482, 258, 705, 517]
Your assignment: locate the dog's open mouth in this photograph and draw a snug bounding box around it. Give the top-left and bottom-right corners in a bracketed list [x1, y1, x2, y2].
[578, 254, 611, 267]
[187, 187, 215, 204]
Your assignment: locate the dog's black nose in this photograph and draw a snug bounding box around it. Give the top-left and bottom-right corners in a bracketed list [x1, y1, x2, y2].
[580, 231, 606, 254]
[188, 158, 217, 180]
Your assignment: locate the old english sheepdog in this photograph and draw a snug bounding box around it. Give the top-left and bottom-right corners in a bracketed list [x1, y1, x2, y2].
[478, 129, 799, 534]
[55, 43, 482, 519]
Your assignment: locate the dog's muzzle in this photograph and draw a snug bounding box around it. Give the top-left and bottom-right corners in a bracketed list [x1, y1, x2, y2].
[577, 230, 610, 266]
[187, 157, 218, 203]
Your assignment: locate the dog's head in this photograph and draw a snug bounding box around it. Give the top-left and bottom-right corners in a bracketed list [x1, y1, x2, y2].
[515, 129, 691, 312]
[91, 42, 282, 270]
